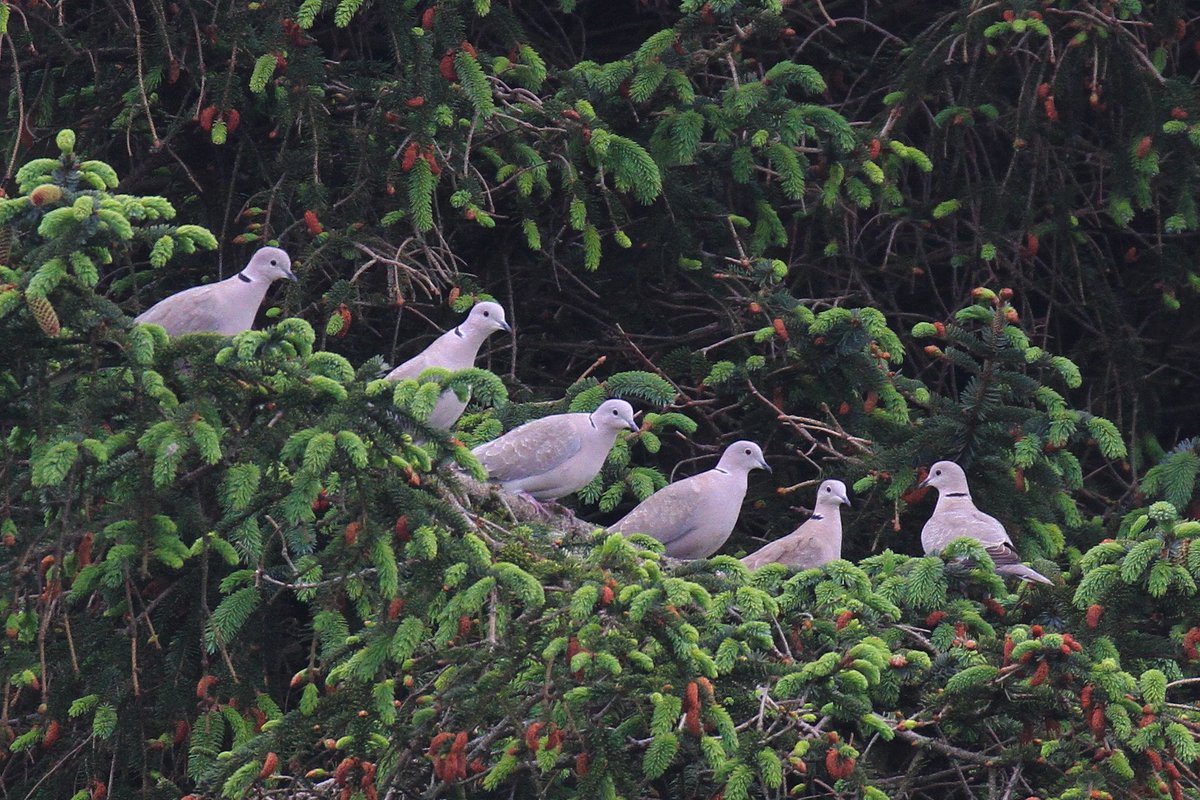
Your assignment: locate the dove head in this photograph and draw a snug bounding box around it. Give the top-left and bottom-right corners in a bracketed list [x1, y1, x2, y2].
[815, 479, 851, 509]
[241, 247, 297, 283]
[918, 460, 970, 495]
[591, 399, 639, 434]
[461, 301, 511, 336]
[716, 440, 771, 475]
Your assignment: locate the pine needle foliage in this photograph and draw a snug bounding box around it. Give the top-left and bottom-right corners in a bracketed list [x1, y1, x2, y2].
[4, 2, 1200, 799]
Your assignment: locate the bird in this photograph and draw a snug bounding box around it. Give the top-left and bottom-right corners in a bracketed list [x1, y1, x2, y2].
[471, 399, 639, 501]
[918, 460, 1053, 584]
[385, 301, 511, 429]
[135, 246, 297, 336]
[610, 440, 771, 560]
[742, 479, 850, 570]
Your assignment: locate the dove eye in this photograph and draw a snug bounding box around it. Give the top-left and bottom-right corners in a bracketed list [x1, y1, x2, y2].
[935, 469, 942, 476]
[483, 310, 490, 317]
[825, 487, 831, 492]
[744, 448, 751, 456]
[612, 409, 618, 415]
[270, 260, 277, 266]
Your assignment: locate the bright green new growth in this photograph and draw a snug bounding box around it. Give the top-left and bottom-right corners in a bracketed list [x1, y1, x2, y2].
[4, 2, 1200, 800]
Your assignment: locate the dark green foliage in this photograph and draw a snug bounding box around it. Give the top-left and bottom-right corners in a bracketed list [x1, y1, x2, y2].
[4, 1, 1200, 799]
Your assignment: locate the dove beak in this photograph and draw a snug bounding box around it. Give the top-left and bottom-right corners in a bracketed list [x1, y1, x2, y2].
[626, 419, 640, 433]
[498, 320, 512, 333]
[838, 490, 851, 507]
[759, 458, 772, 474]
[284, 268, 299, 282]
[917, 473, 931, 489]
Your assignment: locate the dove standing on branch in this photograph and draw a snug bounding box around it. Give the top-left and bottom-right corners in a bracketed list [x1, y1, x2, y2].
[918, 460, 1053, 585]
[611, 440, 771, 560]
[472, 399, 639, 501]
[742, 479, 850, 570]
[135, 246, 297, 336]
[385, 301, 511, 429]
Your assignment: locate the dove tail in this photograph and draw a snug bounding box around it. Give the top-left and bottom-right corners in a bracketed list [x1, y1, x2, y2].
[996, 563, 1054, 585]
[740, 554, 764, 570]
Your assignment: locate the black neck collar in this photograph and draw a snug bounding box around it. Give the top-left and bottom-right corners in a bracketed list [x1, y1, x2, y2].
[454, 326, 464, 338]
[713, 467, 729, 475]
[811, 514, 824, 521]
[946, 491, 969, 498]
[237, 272, 252, 283]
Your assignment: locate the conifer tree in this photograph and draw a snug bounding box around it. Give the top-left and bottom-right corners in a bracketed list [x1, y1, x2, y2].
[4, 1, 1200, 799]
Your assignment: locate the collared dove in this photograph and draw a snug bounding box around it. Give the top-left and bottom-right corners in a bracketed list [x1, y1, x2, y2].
[742, 479, 850, 570]
[385, 301, 511, 429]
[611, 440, 771, 560]
[472, 399, 639, 500]
[135, 247, 297, 336]
[918, 460, 1053, 584]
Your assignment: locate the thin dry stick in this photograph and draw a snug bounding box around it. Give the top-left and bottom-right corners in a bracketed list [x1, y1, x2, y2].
[487, 586, 498, 645]
[3, 32, 27, 182]
[163, 145, 206, 194]
[123, 576, 142, 696]
[894, 728, 1007, 767]
[133, 585, 164, 652]
[126, 0, 161, 145]
[745, 380, 873, 456]
[613, 324, 686, 402]
[17, 735, 93, 800]
[574, 355, 608, 383]
[36, 595, 52, 705]
[61, 610, 80, 675]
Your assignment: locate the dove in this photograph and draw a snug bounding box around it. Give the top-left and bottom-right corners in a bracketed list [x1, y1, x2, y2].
[135, 247, 297, 336]
[918, 460, 1053, 585]
[472, 399, 639, 500]
[742, 479, 850, 570]
[611, 440, 771, 560]
[385, 301, 511, 429]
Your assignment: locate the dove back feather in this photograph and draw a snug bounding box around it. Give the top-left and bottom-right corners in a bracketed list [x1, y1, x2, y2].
[135, 247, 295, 336]
[472, 399, 638, 500]
[742, 479, 848, 570]
[386, 301, 510, 429]
[612, 440, 770, 560]
[919, 460, 1053, 585]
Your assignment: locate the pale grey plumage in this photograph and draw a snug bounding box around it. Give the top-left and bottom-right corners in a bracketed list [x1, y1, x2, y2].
[385, 301, 510, 429]
[472, 399, 639, 500]
[919, 460, 1053, 585]
[742, 479, 850, 570]
[611, 440, 771, 560]
[135, 247, 297, 336]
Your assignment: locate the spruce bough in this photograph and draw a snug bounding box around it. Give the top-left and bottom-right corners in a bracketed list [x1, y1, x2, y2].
[1, 141, 1198, 800]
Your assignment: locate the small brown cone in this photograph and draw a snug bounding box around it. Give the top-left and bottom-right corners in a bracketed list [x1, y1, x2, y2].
[26, 294, 61, 336]
[30, 185, 63, 206]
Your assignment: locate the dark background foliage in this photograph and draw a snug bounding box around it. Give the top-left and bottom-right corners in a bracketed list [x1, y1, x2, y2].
[3, 0, 1200, 798]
